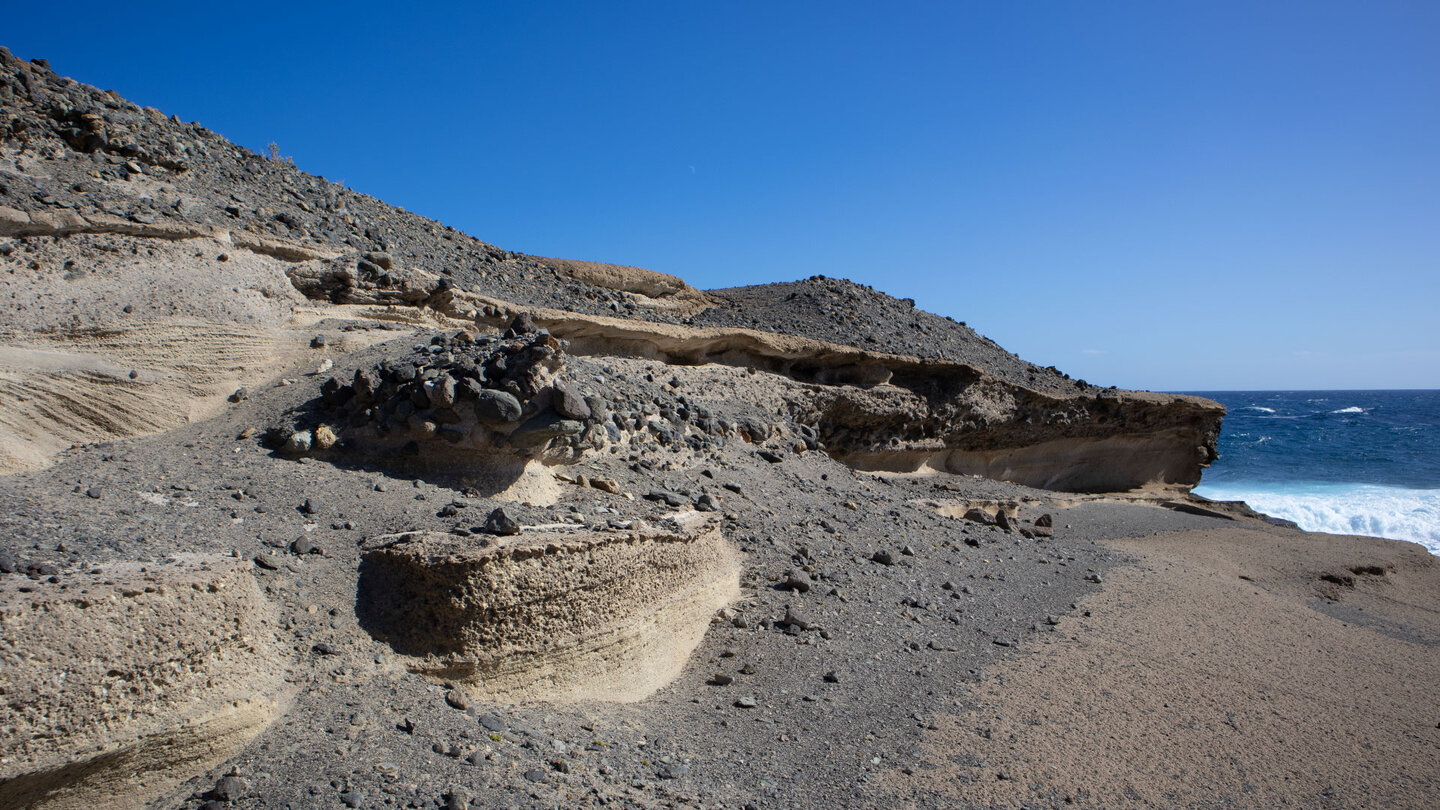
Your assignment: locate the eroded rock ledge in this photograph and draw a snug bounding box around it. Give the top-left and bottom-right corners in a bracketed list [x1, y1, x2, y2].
[357, 526, 740, 703]
[288, 257, 1225, 491]
[1, 205, 1224, 493]
[0, 555, 285, 810]
[0, 204, 339, 262]
[803, 382, 1223, 492]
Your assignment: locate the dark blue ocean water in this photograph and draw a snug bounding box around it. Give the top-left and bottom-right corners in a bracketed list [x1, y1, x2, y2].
[1178, 390, 1440, 554]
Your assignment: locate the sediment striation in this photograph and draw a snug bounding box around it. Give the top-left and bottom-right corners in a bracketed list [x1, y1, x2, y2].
[0, 556, 284, 809]
[358, 526, 740, 702]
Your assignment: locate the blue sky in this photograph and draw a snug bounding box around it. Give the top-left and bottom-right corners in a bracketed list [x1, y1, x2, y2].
[8, 2, 1438, 390]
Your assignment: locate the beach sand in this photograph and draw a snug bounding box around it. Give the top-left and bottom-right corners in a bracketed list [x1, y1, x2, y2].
[904, 525, 1440, 808]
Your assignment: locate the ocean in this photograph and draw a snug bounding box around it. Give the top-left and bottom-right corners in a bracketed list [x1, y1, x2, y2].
[1182, 390, 1440, 556]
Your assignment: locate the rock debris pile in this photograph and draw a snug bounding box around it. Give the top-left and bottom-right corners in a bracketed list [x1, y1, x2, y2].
[273, 318, 604, 461]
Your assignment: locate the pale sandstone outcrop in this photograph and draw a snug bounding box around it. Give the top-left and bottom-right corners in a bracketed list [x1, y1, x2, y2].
[537, 256, 712, 315]
[0, 556, 285, 809]
[0, 226, 395, 474]
[357, 527, 740, 702]
[0, 205, 1222, 493]
[0, 204, 340, 262]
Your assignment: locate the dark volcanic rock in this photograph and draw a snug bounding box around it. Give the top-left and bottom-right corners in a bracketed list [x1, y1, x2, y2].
[482, 507, 520, 536]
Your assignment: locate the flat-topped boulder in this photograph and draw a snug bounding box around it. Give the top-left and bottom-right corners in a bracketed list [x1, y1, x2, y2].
[357, 525, 740, 703]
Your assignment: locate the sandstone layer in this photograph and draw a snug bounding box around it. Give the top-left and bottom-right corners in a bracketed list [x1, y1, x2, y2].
[0, 556, 285, 809]
[357, 527, 740, 702]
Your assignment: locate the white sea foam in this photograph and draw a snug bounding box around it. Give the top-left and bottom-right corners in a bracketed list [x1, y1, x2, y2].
[1194, 481, 1440, 556]
[1241, 406, 1277, 414]
[1331, 406, 1365, 414]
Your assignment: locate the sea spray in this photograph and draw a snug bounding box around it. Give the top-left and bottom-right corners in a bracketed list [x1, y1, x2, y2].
[1194, 481, 1440, 555]
[1183, 390, 1440, 555]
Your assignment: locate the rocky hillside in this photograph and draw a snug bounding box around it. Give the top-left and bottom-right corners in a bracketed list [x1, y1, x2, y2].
[0, 50, 1297, 810]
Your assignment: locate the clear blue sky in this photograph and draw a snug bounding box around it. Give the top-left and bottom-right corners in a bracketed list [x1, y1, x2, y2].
[8, 2, 1438, 391]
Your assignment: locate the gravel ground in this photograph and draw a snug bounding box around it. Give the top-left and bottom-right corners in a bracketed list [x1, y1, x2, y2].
[0, 329, 1223, 810]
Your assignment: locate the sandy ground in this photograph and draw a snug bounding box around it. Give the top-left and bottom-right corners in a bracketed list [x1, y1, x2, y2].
[902, 526, 1440, 809]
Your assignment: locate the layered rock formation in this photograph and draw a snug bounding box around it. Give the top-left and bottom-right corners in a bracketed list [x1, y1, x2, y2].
[0, 556, 284, 810]
[0, 45, 1222, 491]
[358, 525, 740, 702]
[0, 49, 1243, 810]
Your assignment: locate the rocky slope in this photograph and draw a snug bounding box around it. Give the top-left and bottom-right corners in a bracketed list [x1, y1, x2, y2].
[0, 47, 1222, 487]
[6, 49, 1432, 810]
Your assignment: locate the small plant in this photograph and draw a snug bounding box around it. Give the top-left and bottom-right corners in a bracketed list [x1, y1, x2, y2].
[266, 141, 296, 166]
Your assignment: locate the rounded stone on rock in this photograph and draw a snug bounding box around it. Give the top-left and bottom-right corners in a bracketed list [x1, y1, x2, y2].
[282, 430, 313, 454]
[473, 389, 523, 423]
[208, 775, 247, 802]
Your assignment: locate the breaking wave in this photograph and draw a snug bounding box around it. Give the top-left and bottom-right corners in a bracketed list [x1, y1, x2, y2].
[1194, 481, 1440, 556]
